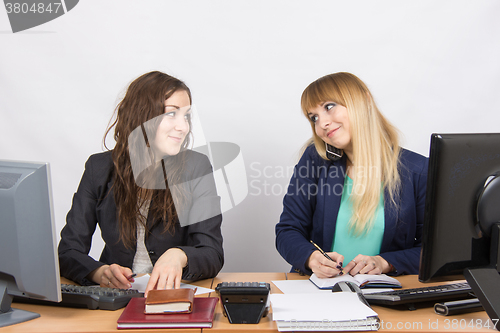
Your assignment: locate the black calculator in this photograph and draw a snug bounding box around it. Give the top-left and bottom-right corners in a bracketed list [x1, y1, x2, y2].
[215, 282, 270, 324]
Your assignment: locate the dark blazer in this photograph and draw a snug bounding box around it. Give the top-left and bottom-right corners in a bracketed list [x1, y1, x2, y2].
[275, 145, 428, 276]
[58, 150, 224, 285]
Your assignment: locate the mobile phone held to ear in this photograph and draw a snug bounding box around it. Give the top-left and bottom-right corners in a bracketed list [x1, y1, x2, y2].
[326, 143, 343, 162]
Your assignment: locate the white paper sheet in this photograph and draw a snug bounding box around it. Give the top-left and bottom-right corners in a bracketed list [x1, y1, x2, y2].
[270, 292, 378, 322]
[273, 280, 330, 294]
[130, 274, 214, 295]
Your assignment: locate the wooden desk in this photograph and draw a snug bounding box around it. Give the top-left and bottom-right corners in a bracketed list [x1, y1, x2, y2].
[4, 277, 213, 333]
[3, 274, 495, 333]
[284, 273, 493, 333]
[372, 276, 492, 333]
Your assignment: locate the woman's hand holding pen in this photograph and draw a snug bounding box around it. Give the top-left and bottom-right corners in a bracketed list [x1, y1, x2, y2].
[306, 250, 345, 278]
[89, 264, 136, 289]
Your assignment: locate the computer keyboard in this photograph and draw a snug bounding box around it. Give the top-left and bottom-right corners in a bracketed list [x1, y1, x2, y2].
[14, 284, 143, 310]
[364, 282, 474, 308]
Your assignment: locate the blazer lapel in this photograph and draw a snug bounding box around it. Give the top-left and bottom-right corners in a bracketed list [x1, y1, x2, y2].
[322, 157, 347, 250]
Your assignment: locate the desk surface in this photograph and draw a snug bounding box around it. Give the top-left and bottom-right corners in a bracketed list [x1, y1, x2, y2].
[3, 274, 494, 333]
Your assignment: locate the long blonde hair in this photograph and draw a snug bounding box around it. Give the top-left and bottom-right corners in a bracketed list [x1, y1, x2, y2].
[301, 72, 401, 235]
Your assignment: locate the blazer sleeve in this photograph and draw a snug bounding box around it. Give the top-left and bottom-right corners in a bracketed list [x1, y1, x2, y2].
[378, 151, 428, 275]
[174, 152, 224, 281]
[58, 153, 111, 285]
[275, 146, 324, 275]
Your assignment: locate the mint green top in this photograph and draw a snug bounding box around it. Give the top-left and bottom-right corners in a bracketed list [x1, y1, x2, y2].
[331, 176, 385, 263]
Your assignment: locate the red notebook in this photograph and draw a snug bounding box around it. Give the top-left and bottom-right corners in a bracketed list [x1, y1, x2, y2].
[117, 297, 218, 329]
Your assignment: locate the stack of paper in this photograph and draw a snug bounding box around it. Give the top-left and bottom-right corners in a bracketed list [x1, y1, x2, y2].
[270, 292, 379, 331]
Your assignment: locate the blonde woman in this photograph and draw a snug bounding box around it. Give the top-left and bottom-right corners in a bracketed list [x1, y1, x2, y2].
[275, 72, 427, 278]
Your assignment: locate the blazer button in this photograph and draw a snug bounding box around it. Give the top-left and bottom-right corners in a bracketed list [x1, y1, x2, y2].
[148, 251, 155, 255]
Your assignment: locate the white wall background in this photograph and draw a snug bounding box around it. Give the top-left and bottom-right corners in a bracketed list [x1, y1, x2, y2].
[1, 0, 499, 273]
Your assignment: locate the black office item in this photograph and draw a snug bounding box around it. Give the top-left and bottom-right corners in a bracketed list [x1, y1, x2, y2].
[332, 281, 372, 309]
[435, 298, 483, 316]
[332, 281, 358, 293]
[326, 143, 343, 162]
[14, 284, 143, 310]
[418, 133, 500, 327]
[364, 282, 474, 310]
[215, 282, 270, 324]
[0, 160, 61, 328]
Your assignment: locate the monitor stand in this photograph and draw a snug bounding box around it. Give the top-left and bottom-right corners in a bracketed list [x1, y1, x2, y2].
[464, 224, 500, 331]
[0, 282, 40, 328]
[464, 268, 500, 330]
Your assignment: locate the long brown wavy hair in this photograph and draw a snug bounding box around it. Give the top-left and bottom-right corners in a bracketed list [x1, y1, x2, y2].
[104, 71, 192, 248]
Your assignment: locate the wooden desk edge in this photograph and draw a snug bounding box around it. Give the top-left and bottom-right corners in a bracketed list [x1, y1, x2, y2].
[8, 274, 493, 333]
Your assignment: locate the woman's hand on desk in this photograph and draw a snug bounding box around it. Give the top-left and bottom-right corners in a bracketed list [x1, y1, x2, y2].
[306, 250, 344, 278]
[144, 248, 188, 297]
[343, 255, 391, 275]
[89, 264, 135, 289]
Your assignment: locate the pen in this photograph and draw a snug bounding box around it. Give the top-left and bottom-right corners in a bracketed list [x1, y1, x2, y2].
[309, 240, 344, 274]
[127, 273, 137, 280]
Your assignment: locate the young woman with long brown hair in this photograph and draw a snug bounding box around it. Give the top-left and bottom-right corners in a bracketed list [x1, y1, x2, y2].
[58, 71, 223, 295]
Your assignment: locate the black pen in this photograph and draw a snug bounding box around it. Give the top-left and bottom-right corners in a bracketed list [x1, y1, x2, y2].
[310, 240, 344, 274]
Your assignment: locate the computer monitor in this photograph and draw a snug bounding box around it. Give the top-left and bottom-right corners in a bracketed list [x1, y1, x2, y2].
[419, 133, 500, 324]
[0, 160, 61, 328]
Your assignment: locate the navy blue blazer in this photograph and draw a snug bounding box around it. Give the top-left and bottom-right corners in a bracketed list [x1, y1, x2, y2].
[58, 150, 224, 285]
[275, 145, 428, 276]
